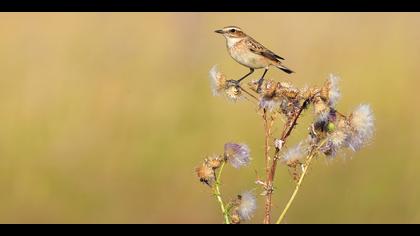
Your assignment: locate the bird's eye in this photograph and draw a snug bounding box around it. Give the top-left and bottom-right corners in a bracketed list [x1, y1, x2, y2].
[230, 29, 236, 33]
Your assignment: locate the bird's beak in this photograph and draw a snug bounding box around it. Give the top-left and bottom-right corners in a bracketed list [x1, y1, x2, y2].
[214, 29, 224, 34]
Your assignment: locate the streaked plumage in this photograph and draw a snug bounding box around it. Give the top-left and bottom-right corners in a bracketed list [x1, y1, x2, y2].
[215, 26, 294, 77]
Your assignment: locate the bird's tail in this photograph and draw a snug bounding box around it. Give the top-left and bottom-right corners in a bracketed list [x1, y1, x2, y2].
[276, 64, 294, 74]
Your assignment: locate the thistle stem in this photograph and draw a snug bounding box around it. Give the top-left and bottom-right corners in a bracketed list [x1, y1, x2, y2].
[276, 140, 327, 224]
[275, 153, 315, 224]
[213, 162, 230, 224]
[264, 98, 311, 224]
[263, 109, 272, 224]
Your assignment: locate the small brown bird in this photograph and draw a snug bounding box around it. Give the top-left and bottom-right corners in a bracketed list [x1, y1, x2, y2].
[215, 26, 294, 91]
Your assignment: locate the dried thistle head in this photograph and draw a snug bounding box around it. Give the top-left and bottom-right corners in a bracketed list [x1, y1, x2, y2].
[320, 74, 340, 107]
[224, 143, 251, 168]
[347, 104, 375, 151]
[230, 211, 241, 224]
[277, 81, 300, 99]
[259, 96, 282, 112]
[209, 65, 227, 96]
[195, 163, 215, 187]
[281, 142, 306, 166]
[301, 86, 320, 100]
[204, 154, 224, 170]
[229, 191, 257, 224]
[209, 65, 242, 101]
[322, 130, 349, 157]
[313, 96, 330, 122]
[225, 85, 242, 101]
[261, 79, 278, 97]
[314, 104, 375, 157]
[258, 80, 282, 111]
[236, 192, 257, 221]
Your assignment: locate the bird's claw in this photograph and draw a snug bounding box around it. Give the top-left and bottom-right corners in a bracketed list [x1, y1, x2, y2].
[227, 79, 240, 87]
[256, 79, 264, 93]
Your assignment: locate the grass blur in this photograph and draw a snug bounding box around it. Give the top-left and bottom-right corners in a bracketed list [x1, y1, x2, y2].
[0, 13, 419, 223]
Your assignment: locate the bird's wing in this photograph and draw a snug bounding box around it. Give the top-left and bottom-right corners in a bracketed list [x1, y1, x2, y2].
[246, 37, 285, 61]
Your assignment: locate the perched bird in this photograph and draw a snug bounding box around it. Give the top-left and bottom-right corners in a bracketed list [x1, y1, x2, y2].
[215, 26, 294, 92]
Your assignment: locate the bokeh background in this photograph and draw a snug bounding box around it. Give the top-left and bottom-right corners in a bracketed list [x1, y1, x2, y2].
[0, 13, 419, 223]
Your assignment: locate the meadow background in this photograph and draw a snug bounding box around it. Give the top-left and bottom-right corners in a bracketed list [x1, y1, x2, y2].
[0, 13, 419, 223]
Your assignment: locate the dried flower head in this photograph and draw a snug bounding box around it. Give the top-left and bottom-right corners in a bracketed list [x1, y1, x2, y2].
[225, 85, 242, 101]
[301, 85, 320, 100]
[195, 163, 215, 187]
[224, 143, 251, 168]
[237, 191, 257, 221]
[281, 142, 306, 165]
[329, 130, 348, 148]
[321, 74, 341, 107]
[209, 65, 243, 101]
[258, 80, 281, 111]
[313, 96, 330, 122]
[204, 154, 224, 170]
[235, 191, 257, 222]
[259, 96, 282, 111]
[278, 82, 300, 99]
[280, 98, 302, 118]
[261, 79, 278, 97]
[209, 65, 228, 96]
[347, 104, 375, 151]
[230, 212, 241, 224]
[322, 130, 348, 157]
[278, 81, 294, 90]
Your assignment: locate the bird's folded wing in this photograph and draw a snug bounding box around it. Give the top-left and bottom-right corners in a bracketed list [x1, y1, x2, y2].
[246, 38, 285, 61]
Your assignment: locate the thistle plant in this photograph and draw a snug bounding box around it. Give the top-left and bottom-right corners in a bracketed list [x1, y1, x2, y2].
[195, 65, 375, 224]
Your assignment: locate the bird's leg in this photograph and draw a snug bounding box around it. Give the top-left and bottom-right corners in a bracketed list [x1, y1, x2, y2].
[256, 69, 268, 93]
[237, 68, 255, 83]
[227, 68, 254, 87]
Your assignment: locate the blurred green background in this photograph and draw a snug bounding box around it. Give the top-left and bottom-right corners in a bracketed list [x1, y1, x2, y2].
[0, 13, 419, 223]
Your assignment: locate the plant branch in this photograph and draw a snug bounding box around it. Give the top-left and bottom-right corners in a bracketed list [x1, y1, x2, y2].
[213, 162, 230, 224]
[264, 98, 311, 224]
[276, 139, 327, 224]
[262, 109, 273, 224]
[238, 86, 259, 101]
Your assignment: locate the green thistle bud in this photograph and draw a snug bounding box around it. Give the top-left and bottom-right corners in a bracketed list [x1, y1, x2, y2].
[327, 122, 336, 133]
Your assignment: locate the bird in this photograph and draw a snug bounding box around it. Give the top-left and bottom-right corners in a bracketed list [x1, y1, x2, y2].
[214, 26, 294, 92]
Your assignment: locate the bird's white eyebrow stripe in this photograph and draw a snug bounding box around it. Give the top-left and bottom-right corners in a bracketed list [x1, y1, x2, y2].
[223, 26, 242, 31]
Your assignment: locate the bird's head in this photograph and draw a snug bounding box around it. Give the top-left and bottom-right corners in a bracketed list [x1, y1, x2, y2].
[214, 26, 247, 39]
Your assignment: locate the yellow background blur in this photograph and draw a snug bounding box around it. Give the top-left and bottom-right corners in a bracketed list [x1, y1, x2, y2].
[0, 13, 419, 223]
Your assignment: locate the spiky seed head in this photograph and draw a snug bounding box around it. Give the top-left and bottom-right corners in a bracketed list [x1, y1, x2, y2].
[204, 155, 224, 169]
[209, 65, 227, 96]
[225, 85, 242, 101]
[195, 163, 215, 187]
[224, 143, 251, 168]
[236, 191, 257, 221]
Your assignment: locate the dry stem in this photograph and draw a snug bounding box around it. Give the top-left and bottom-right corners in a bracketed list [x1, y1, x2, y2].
[276, 139, 327, 224]
[262, 109, 274, 224]
[263, 98, 311, 224]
